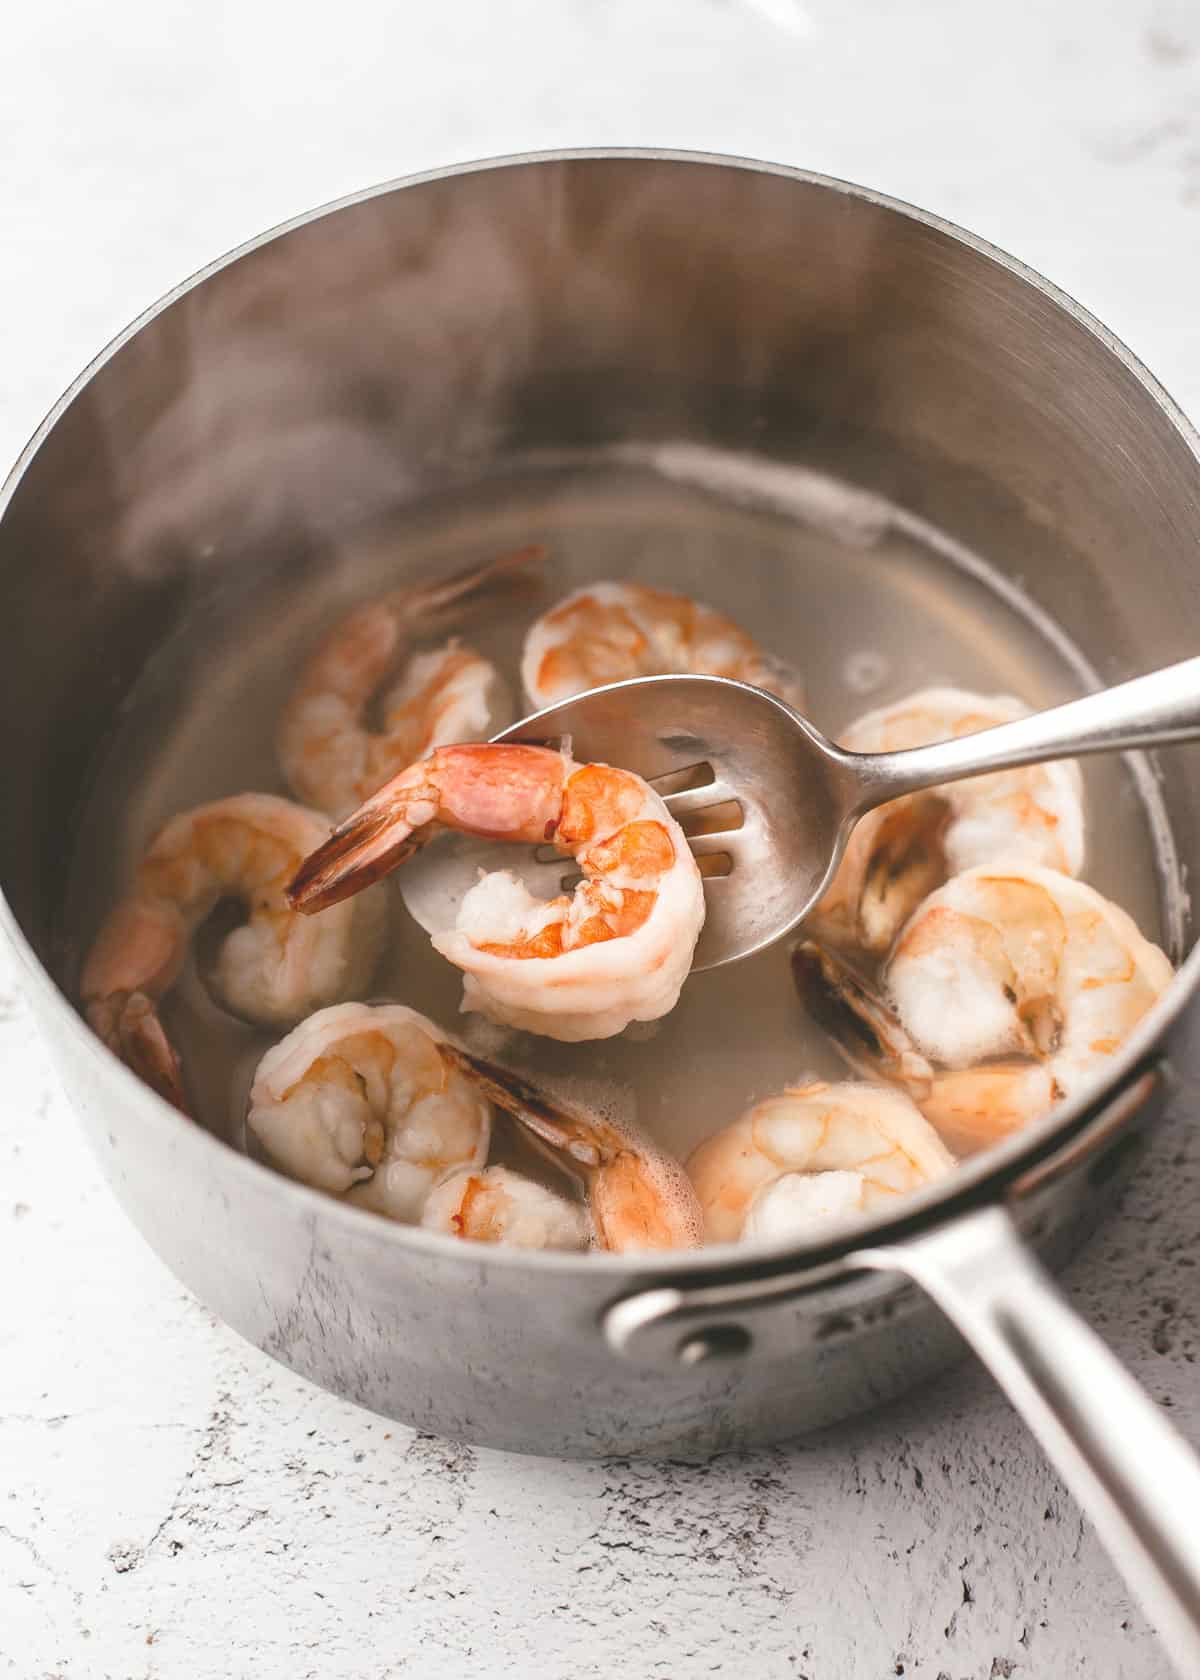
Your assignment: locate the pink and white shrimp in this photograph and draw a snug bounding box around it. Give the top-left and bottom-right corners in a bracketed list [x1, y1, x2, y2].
[814, 689, 1085, 953]
[279, 547, 540, 817]
[82, 794, 386, 1111]
[247, 1002, 490, 1220]
[521, 580, 805, 711]
[687, 1080, 955, 1245]
[796, 864, 1172, 1155]
[286, 743, 706, 1041]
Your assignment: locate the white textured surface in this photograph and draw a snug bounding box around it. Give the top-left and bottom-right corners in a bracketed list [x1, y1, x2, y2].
[3, 2, 1200, 1676]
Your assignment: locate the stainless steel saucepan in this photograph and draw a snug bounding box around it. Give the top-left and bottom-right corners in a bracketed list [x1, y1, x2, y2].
[2, 152, 1199, 1669]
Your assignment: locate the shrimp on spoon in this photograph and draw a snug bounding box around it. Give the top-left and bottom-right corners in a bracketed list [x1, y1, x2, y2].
[286, 743, 705, 1041]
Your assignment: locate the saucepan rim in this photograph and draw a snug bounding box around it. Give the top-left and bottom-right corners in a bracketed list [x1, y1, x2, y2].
[2, 146, 1197, 1283]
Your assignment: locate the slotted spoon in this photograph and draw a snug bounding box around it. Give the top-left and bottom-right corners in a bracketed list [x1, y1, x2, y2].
[396, 660, 1200, 969]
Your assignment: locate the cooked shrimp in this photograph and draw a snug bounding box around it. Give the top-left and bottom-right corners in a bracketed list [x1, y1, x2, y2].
[247, 1003, 490, 1220]
[687, 1080, 954, 1245]
[796, 864, 1172, 1155]
[287, 743, 706, 1041]
[279, 546, 540, 817]
[814, 689, 1085, 953]
[521, 580, 805, 711]
[422, 1165, 590, 1251]
[442, 1047, 702, 1252]
[82, 794, 386, 1111]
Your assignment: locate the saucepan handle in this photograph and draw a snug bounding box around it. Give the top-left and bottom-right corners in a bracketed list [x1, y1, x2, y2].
[858, 1204, 1200, 1677]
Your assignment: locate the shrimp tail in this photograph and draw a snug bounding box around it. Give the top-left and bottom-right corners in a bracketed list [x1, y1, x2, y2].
[401, 544, 545, 624]
[791, 939, 934, 1097]
[288, 742, 570, 914]
[437, 1045, 604, 1168]
[286, 780, 428, 912]
[88, 991, 190, 1115]
[857, 797, 949, 952]
[589, 1151, 701, 1253]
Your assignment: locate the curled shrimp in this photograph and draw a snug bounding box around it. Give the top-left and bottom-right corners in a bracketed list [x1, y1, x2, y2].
[687, 1080, 955, 1245]
[814, 689, 1085, 953]
[442, 1046, 702, 1252]
[422, 1165, 590, 1251]
[521, 580, 805, 711]
[247, 1003, 490, 1219]
[279, 546, 541, 817]
[796, 864, 1172, 1155]
[286, 743, 706, 1041]
[81, 794, 386, 1111]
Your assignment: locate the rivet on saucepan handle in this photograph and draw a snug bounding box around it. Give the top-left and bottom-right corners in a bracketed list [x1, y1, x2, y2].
[603, 1267, 905, 1365]
[676, 1324, 753, 1365]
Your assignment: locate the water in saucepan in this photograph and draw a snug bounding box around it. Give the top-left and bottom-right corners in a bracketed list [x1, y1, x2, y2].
[63, 455, 1183, 1185]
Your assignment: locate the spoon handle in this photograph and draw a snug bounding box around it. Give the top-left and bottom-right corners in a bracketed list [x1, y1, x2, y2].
[848, 655, 1200, 810]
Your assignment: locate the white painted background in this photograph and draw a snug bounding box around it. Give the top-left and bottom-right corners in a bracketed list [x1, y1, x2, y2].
[3, 3, 1199, 1675]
